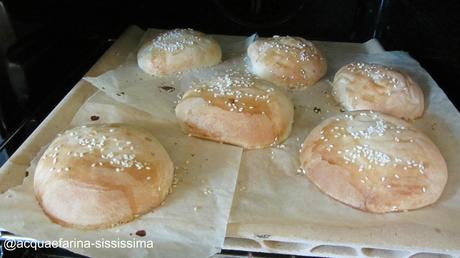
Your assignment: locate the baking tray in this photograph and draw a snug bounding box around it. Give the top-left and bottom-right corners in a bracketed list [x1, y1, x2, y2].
[1, 26, 460, 258]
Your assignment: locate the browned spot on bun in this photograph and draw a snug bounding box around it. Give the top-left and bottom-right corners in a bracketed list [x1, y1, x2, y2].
[160, 86, 175, 92]
[135, 230, 146, 237]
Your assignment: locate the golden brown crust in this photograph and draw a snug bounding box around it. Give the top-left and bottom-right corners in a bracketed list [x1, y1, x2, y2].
[175, 77, 294, 149]
[299, 111, 447, 213]
[247, 36, 327, 89]
[34, 124, 174, 229]
[137, 29, 222, 76]
[332, 62, 424, 120]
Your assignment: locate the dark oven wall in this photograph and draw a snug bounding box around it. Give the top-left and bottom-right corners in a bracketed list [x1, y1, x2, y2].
[375, 0, 460, 111]
[0, 0, 459, 164]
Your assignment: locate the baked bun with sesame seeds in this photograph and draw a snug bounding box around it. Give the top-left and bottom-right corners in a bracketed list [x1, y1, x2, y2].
[299, 111, 447, 213]
[34, 124, 174, 229]
[332, 62, 424, 120]
[137, 28, 222, 76]
[175, 75, 294, 149]
[247, 36, 327, 89]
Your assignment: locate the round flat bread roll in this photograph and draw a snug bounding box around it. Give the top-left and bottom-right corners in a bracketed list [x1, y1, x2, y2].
[137, 28, 222, 76]
[34, 124, 174, 229]
[175, 75, 294, 149]
[299, 111, 447, 213]
[332, 62, 424, 120]
[247, 36, 327, 89]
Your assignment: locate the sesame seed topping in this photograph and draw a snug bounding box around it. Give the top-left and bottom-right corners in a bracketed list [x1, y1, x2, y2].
[189, 71, 276, 114]
[296, 168, 306, 175]
[55, 126, 153, 174]
[203, 187, 213, 195]
[342, 144, 391, 166]
[151, 29, 206, 53]
[314, 112, 427, 187]
[258, 36, 320, 64]
[345, 62, 405, 93]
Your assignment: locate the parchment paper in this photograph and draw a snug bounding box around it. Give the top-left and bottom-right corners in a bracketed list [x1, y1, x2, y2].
[229, 50, 460, 252]
[0, 30, 245, 258]
[2, 26, 460, 257]
[0, 95, 243, 258]
[79, 29, 460, 252]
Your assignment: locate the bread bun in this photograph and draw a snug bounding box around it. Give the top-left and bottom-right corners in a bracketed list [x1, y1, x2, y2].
[137, 28, 222, 76]
[175, 75, 294, 149]
[247, 36, 327, 89]
[332, 62, 424, 120]
[299, 111, 447, 213]
[34, 124, 174, 229]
